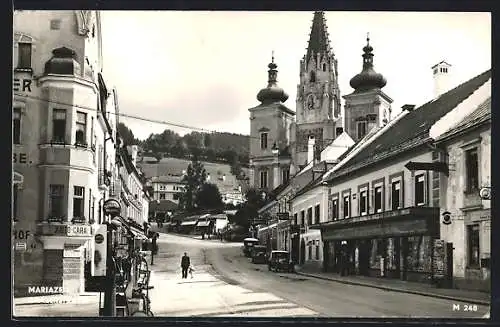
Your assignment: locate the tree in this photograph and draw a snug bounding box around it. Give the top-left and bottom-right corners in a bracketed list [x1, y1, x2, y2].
[117, 122, 139, 146]
[229, 187, 267, 230]
[178, 157, 207, 212]
[196, 183, 224, 210]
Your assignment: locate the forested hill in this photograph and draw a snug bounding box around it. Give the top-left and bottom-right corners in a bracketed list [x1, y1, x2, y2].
[118, 123, 250, 165]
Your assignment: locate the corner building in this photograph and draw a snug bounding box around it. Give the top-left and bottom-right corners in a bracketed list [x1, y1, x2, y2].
[12, 10, 111, 295]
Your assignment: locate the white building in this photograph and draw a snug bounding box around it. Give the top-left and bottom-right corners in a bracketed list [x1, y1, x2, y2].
[150, 175, 186, 204]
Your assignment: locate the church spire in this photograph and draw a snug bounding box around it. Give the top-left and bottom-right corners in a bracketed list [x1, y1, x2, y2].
[306, 11, 331, 61]
[256, 52, 289, 104]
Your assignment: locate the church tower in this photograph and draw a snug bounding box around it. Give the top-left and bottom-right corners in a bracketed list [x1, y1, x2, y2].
[343, 35, 393, 142]
[248, 54, 295, 193]
[291, 11, 342, 170]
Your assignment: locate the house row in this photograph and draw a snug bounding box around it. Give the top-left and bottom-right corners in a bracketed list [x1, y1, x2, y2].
[12, 10, 152, 296]
[256, 66, 491, 292]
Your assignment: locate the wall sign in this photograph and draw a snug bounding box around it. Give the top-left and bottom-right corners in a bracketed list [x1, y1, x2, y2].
[66, 225, 92, 237]
[13, 153, 30, 164]
[13, 78, 32, 92]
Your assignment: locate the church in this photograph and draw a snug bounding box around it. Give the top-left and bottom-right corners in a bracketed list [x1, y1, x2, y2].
[248, 11, 393, 192]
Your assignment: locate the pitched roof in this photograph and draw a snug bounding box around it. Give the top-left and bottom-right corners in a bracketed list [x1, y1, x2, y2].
[326, 69, 491, 181]
[436, 97, 491, 141]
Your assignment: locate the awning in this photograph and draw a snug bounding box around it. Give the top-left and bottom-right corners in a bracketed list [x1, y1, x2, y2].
[197, 221, 210, 227]
[181, 221, 197, 226]
[129, 225, 148, 239]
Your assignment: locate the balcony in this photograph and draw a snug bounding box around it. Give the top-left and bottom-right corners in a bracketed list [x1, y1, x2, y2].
[39, 141, 96, 170]
[98, 169, 111, 191]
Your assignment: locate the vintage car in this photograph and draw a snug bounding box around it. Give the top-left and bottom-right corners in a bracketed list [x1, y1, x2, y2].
[251, 245, 268, 264]
[268, 250, 293, 272]
[242, 238, 259, 257]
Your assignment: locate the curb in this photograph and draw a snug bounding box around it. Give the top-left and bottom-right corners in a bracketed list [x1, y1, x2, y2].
[295, 271, 490, 306]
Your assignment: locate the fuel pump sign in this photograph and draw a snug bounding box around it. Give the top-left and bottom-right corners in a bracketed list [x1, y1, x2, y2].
[92, 224, 107, 277]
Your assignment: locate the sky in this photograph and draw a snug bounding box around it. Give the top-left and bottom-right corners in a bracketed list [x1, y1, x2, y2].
[100, 11, 491, 141]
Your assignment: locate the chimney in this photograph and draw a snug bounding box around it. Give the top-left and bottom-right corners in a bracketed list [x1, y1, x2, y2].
[402, 104, 416, 112]
[432, 61, 452, 98]
[307, 135, 315, 164]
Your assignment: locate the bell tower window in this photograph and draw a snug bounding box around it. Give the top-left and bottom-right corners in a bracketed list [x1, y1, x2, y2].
[322, 63, 326, 72]
[310, 71, 316, 83]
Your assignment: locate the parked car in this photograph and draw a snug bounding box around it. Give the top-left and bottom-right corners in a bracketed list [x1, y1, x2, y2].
[251, 245, 268, 264]
[268, 250, 294, 272]
[242, 238, 259, 257]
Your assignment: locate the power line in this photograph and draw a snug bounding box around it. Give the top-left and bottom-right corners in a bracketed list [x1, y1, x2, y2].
[13, 92, 337, 147]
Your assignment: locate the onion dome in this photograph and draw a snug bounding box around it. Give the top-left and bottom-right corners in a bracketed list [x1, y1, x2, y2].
[44, 47, 81, 75]
[257, 52, 289, 104]
[349, 34, 386, 92]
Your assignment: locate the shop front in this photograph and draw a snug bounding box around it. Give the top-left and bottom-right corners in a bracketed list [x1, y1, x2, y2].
[320, 207, 440, 283]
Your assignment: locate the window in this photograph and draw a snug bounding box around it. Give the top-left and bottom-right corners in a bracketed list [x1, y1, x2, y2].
[314, 204, 320, 224]
[310, 71, 316, 83]
[374, 186, 383, 213]
[391, 180, 401, 210]
[315, 244, 320, 260]
[308, 245, 312, 259]
[260, 132, 268, 150]
[173, 194, 179, 200]
[13, 108, 21, 144]
[13, 184, 19, 221]
[88, 189, 92, 221]
[50, 19, 61, 30]
[415, 174, 425, 205]
[49, 184, 64, 218]
[75, 111, 87, 145]
[465, 148, 479, 192]
[322, 63, 326, 72]
[307, 207, 313, 225]
[260, 170, 268, 189]
[282, 168, 290, 184]
[52, 109, 67, 142]
[300, 210, 305, 226]
[343, 194, 350, 218]
[90, 116, 94, 147]
[357, 120, 367, 140]
[91, 196, 95, 222]
[359, 189, 368, 215]
[293, 213, 298, 225]
[17, 42, 32, 69]
[467, 224, 480, 267]
[331, 198, 339, 220]
[73, 186, 85, 219]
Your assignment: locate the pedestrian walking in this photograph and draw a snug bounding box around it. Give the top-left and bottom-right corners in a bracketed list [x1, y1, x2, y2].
[181, 252, 190, 279]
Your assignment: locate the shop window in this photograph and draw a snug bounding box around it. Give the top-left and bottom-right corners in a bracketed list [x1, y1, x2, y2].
[307, 207, 313, 225]
[260, 170, 268, 189]
[343, 194, 350, 218]
[73, 186, 85, 219]
[300, 210, 305, 226]
[13, 184, 19, 221]
[359, 189, 368, 215]
[293, 213, 298, 225]
[415, 174, 425, 206]
[465, 148, 479, 193]
[17, 42, 32, 69]
[467, 224, 480, 268]
[260, 132, 268, 150]
[377, 239, 387, 256]
[374, 186, 383, 212]
[52, 109, 67, 143]
[331, 198, 338, 220]
[406, 235, 431, 272]
[391, 180, 401, 210]
[13, 108, 21, 144]
[314, 204, 320, 224]
[49, 184, 64, 219]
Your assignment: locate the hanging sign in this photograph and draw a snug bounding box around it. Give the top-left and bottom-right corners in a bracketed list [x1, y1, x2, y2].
[103, 198, 121, 217]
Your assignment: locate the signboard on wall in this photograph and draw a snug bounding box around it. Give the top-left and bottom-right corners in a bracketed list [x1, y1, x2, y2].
[277, 212, 290, 220]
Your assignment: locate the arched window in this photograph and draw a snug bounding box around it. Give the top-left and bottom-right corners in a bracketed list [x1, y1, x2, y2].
[310, 71, 316, 83]
[14, 33, 36, 71]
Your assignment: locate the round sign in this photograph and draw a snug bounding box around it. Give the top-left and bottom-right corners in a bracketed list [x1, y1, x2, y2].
[95, 234, 105, 244]
[103, 199, 121, 216]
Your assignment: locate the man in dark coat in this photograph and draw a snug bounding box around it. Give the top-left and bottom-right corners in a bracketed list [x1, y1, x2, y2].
[181, 252, 190, 279]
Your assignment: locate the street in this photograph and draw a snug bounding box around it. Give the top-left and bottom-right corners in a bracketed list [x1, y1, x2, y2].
[14, 233, 489, 318]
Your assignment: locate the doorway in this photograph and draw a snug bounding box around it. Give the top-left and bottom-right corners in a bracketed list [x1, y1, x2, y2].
[300, 239, 305, 265]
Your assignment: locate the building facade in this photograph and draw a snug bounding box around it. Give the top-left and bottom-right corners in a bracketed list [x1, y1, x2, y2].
[12, 10, 112, 295]
[317, 69, 490, 283]
[150, 175, 186, 204]
[432, 96, 491, 292]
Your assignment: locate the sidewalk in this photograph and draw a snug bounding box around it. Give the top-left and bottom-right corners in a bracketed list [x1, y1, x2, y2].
[295, 268, 490, 306]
